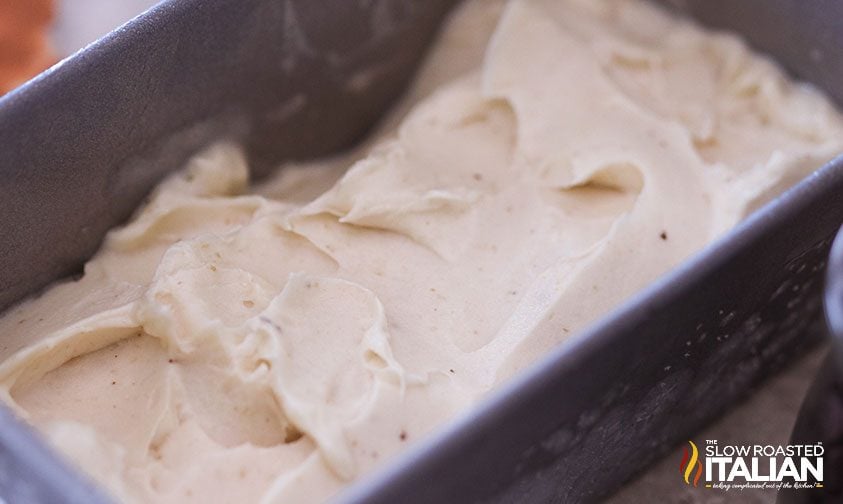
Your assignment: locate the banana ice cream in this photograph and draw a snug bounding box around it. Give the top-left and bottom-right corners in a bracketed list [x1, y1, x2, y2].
[1, 0, 842, 502]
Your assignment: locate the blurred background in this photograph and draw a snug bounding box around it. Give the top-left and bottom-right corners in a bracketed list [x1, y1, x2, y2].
[0, 0, 158, 95]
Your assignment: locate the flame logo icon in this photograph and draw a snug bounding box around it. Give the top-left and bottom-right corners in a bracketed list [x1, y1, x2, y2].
[679, 440, 703, 487]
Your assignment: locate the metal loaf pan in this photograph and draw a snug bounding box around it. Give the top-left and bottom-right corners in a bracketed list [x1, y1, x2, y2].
[0, 0, 841, 502]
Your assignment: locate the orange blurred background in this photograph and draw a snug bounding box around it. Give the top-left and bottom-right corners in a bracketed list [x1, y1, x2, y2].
[0, 0, 159, 95]
[0, 0, 55, 94]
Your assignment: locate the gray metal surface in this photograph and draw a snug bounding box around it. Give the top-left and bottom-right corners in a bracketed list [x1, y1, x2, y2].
[778, 227, 843, 504]
[827, 228, 843, 371]
[0, 407, 109, 504]
[0, 0, 841, 503]
[0, 0, 457, 313]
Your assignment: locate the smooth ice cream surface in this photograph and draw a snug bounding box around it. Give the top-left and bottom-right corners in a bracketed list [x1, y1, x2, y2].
[2, 0, 843, 502]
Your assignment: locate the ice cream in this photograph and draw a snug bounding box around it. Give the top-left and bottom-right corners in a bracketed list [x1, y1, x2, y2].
[1, 0, 842, 502]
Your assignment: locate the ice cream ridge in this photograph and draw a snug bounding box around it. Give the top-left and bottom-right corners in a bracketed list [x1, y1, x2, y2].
[1, 0, 842, 502]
